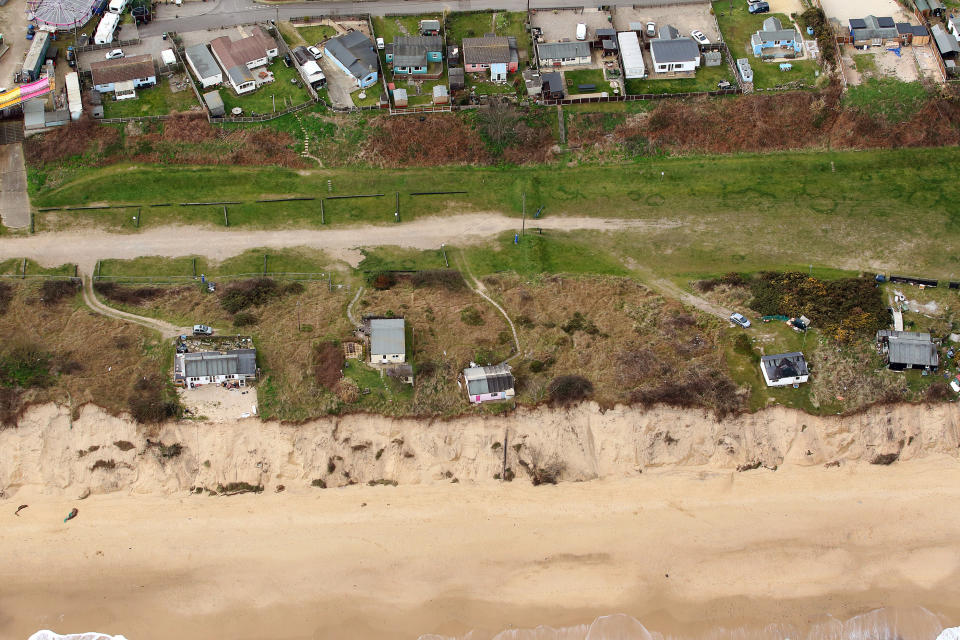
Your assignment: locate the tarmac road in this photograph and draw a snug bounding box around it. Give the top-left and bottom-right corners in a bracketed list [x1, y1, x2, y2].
[139, 0, 642, 36]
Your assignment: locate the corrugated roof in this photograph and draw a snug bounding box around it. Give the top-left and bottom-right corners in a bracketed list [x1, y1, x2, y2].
[463, 364, 514, 395]
[651, 37, 700, 64]
[370, 318, 405, 356]
[91, 55, 155, 86]
[932, 24, 960, 55]
[463, 36, 511, 65]
[183, 349, 257, 378]
[537, 41, 590, 60]
[185, 44, 220, 80]
[760, 352, 808, 382]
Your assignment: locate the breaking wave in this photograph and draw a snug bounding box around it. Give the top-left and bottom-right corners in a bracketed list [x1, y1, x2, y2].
[418, 608, 956, 640]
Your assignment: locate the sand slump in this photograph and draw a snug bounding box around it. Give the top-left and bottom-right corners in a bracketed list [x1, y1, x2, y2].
[1, 401, 958, 497]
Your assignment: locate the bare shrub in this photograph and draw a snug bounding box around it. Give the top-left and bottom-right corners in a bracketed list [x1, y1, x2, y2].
[548, 375, 594, 405]
[313, 341, 344, 390]
[39, 280, 81, 305]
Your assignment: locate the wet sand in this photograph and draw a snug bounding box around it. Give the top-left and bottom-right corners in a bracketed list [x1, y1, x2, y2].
[3, 459, 960, 639]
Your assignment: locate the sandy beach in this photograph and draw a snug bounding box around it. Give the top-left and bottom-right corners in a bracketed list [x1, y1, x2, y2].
[3, 458, 960, 640]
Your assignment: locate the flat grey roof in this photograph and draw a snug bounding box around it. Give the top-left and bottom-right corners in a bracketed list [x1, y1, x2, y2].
[537, 41, 590, 60]
[370, 318, 405, 356]
[186, 44, 220, 80]
[183, 349, 257, 378]
[651, 37, 700, 64]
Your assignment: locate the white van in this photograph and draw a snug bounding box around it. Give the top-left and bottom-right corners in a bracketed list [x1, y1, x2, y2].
[576, 23, 587, 40]
[108, 0, 127, 14]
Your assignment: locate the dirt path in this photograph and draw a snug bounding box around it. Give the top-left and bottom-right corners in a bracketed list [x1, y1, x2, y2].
[82, 276, 191, 338]
[0, 214, 681, 268]
[346, 285, 364, 326]
[455, 250, 522, 362]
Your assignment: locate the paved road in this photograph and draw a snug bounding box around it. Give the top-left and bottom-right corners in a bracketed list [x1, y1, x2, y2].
[140, 0, 636, 36]
[0, 144, 30, 229]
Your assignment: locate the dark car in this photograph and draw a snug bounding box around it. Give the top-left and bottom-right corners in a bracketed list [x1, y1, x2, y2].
[748, 1, 770, 13]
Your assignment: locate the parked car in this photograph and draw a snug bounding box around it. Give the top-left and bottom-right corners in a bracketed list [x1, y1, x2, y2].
[105, 48, 124, 59]
[691, 30, 710, 45]
[193, 324, 214, 336]
[576, 23, 587, 41]
[645, 22, 656, 38]
[307, 45, 322, 60]
[729, 313, 751, 328]
[748, 1, 770, 14]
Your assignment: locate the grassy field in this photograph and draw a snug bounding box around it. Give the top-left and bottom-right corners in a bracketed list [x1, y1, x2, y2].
[96, 248, 338, 283]
[28, 146, 960, 280]
[625, 64, 732, 95]
[102, 77, 201, 118]
[844, 78, 930, 123]
[219, 59, 313, 115]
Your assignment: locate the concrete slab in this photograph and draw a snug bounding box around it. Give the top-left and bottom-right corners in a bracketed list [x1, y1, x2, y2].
[531, 8, 612, 43]
[0, 143, 30, 229]
[612, 4, 719, 43]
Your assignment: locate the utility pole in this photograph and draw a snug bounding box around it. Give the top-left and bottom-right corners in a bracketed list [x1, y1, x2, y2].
[441, 243, 448, 268]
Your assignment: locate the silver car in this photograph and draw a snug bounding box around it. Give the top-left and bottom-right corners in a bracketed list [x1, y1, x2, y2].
[729, 313, 751, 328]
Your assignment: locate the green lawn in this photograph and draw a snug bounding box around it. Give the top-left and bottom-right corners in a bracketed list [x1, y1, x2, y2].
[29, 146, 960, 281]
[564, 68, 614, 94]
[750, 58, 821, 90]
[625, 64, 732, 95]
[844, 78, 930, 123]
[296, 24, 337, 46]
[102, 77, 200, 118]
[353, 83, 383, 108]
[219, 59, 313, 116]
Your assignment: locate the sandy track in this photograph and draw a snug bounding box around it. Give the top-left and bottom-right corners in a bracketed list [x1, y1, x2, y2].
[0, 215, 680, 271]
[82, 275, 190, 338]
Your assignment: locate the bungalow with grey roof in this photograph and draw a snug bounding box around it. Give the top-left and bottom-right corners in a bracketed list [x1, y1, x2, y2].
[537, 40, 591, 67]
[751, 17, 801, 57]
[385, 35, 443, 75]
[324, 30, 379, 89]
[650, 27, 700, 75]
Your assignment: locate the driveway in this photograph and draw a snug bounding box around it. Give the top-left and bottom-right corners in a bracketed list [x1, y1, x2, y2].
[318, 53, 355, 109]
[0, 143, 30, 229]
